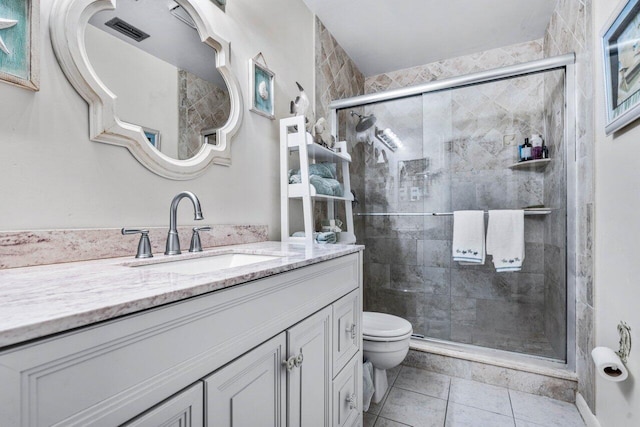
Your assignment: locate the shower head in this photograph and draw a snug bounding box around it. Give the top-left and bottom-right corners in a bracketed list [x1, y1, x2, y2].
[350, 111, 377, 132]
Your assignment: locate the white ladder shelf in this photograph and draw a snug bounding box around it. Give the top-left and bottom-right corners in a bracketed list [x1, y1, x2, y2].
[280, 116, 356, 245]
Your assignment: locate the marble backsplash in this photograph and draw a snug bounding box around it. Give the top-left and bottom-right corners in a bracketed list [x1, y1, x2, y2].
[0, 225, 268, 270]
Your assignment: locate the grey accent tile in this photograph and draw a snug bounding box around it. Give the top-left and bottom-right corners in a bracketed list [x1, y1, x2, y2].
[379, 388, 447, 427]
[449, 378, 512, 416]
[394, 366, 451, 399]
[363, 412, 377, 427]
[374, 417, 410, 427]
[509, 390, 585, 426]
[514, 420, 545, 427]
[387, 364, 403, 386]
[445, 402, 515, 427]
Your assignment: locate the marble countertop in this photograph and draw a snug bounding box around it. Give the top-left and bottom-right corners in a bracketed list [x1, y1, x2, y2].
[0, 241, 363, 349]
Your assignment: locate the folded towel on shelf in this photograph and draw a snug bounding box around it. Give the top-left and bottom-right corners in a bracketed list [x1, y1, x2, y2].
[288, 163, 344, 197]
[486, 210, 525, 272]
[291, 231, 337, 244]
[452, 210, 486, 265]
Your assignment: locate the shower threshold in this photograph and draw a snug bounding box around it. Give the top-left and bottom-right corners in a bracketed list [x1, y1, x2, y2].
[410, 336, 575, 381]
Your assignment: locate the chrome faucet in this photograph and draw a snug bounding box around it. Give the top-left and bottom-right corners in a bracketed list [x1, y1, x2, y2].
[165, 191, 204, 255]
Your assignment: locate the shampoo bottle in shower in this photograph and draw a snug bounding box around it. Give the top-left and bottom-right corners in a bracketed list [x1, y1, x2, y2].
[531, 134, 543, 159]
[521, 138, 532, 161]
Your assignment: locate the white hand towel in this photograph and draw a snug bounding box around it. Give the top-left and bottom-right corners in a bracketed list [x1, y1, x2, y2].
[452, 211, 486, 265]
[486, 210, 525, 272]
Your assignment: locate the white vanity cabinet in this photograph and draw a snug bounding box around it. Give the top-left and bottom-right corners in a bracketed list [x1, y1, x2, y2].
[0, 252, 363, 427]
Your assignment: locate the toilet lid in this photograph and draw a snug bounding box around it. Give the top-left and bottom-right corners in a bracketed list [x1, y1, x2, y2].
[363, 312, 413, 339]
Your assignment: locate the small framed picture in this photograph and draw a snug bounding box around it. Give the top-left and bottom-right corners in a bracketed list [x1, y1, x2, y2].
[602, 0, 640, 134]
[0, 0, 39, 91]
[250, 56, 275, 120]
[143, 127, 161, 150]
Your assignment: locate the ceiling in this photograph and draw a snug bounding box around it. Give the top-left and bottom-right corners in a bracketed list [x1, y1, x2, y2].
[303, 0, 558, 76]
[89, 0, 225, 87]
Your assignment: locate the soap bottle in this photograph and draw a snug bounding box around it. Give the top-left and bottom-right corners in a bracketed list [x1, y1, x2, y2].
[521, 138, 532, 161]
[542, 140, 549, 159]
[531, 134, 543, 159]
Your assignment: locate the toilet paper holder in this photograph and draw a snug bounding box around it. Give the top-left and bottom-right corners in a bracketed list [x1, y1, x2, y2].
[616, 321, 632, 364]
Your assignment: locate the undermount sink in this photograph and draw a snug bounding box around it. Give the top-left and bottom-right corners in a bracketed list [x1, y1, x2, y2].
[130, 253, 282, 275]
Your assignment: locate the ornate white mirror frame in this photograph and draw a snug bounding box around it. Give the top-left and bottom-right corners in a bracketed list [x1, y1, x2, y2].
[50, 0, 243, 180]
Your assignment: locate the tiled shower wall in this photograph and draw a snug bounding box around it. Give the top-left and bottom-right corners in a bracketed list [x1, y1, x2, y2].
[544, 0, 595, 412]
[178, 70, 231, 160]
[353, 41, 568, 360]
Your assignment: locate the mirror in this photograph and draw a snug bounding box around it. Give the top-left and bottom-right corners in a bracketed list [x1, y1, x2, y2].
[50, 0, 243, 179]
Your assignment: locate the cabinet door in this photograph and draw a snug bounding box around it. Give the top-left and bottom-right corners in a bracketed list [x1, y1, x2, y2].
[204, 334, 286, 427]
[287, 306, 332, 427]
[123, 382, 204, 427]
[332, 291, 360, 377]
[332, 355, 361, 427]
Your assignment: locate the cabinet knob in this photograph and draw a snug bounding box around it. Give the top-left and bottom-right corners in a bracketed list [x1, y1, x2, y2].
[294, 352, 304, 368]
[346, 392, 357, 410]
[282, 356, 296, 371]
[346, 323, 357, 340]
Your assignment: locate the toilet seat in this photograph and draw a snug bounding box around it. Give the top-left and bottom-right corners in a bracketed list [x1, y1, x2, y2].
[363, 312, 413, 342]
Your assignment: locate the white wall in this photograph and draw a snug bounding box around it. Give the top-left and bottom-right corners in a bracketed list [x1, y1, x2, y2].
[0, 0, 314, 238]
[594, 0, 640, 425]
[85, 25, 180, 158]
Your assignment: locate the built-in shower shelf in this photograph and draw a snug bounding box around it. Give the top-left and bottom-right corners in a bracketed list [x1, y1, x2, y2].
[508, 158, 551, 171]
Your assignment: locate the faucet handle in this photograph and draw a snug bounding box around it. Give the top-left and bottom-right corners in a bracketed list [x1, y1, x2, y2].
[121, 228, 153, 259]
[189, 226, 212, 253]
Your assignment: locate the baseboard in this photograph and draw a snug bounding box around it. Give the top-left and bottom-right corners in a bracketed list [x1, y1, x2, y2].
[576, 393, 600, 427]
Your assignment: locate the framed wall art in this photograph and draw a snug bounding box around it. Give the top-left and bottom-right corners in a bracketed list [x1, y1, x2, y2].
[249, 53, 275, 120]
[602, 0, 640, 134]
[0, 0, 39, 91]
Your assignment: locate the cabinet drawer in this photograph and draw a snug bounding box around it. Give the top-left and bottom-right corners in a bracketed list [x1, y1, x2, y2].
[332, 355, 360, 427]
[123, 383, 204, 427]
[332, 290, 360, 377]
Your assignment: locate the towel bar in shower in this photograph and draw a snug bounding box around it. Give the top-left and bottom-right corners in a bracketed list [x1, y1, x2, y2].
[355, 209, 552, 217]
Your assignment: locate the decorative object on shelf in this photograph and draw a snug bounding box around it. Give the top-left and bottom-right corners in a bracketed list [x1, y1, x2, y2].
[290, 81, 314, 131]
[602, 0, 640, 134]
[0, 0, 39, 91]
[249, 52, 275, 120]
[312, 117, 335, 149]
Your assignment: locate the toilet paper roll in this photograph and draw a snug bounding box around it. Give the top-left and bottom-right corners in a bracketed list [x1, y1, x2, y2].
[591, 346, 628, 382]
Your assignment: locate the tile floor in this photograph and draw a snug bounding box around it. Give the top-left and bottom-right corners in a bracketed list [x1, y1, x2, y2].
[363, 365, 586, 427]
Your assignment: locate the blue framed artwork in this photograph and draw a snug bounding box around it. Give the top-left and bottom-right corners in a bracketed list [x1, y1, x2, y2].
[0, 0, 39, 91]
[250, 56, 275, 120]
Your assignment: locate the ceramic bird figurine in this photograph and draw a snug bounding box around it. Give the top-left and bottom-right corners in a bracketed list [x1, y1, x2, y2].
[290, 82, 314, 131]
[313, 117, 335, 149]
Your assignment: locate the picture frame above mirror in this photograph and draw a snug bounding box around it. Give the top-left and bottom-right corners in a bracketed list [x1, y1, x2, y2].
[49, 0, 243, 180]
[0, 0, 39, 91]
[250, 54, 275, 120]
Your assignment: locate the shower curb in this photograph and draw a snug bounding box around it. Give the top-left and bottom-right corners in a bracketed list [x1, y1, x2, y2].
[405, 343, 578, 402]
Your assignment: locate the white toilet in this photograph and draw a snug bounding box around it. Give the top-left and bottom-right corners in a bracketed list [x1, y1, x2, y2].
[362, 311, 413, 403]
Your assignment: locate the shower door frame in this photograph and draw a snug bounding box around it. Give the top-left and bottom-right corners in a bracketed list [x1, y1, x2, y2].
[329, 54, 577, 370]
